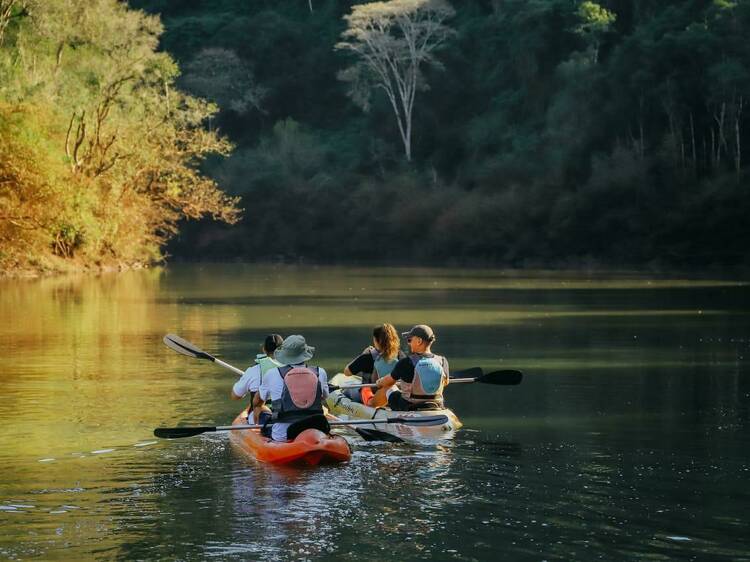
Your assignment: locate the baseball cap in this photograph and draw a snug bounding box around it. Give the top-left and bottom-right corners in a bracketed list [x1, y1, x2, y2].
[401, 324, 436, 342]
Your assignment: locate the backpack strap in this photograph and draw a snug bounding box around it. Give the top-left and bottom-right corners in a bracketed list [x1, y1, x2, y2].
[409, 352, 434, 365]
[279, 364, 318, 378]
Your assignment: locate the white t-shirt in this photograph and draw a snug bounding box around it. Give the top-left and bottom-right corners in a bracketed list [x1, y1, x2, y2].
[259, 363, 329, 442]
[232, 364, 262, 398]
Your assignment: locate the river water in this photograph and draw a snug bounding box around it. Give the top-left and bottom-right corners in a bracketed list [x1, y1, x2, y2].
[0, 264, 748, 561]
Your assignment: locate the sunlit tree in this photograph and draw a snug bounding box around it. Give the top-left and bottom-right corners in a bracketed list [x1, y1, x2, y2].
[336, 0, 455, 161]
[575, 1, 615, 64]
[0, 0, 241, 273]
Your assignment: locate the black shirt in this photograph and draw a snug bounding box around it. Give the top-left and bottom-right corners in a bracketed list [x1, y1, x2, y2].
[390, 353, 450, 384]
[346, 348, 406, 381]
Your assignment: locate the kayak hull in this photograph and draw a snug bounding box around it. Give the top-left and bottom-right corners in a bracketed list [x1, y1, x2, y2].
[228, 411, 351, 466]
[325, 373, 462, 444]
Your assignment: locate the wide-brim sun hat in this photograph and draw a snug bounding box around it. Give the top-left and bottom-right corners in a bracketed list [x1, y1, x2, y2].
[274, 334, 315, 365]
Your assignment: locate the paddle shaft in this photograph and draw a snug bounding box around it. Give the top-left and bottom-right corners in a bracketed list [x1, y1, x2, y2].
[154, 414, 449, 438]
[216, 363, 489, 385]
[164, 334, 247, 375]
[332, 367, 484, 390]
[214, 417, 445, 430]
[334, 379, 476, 389]
[215, 358, 244, 376]
[332, 369, 522, 390]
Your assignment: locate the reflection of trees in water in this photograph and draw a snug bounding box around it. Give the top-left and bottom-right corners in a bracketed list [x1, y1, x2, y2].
[1, 269, 172, 459]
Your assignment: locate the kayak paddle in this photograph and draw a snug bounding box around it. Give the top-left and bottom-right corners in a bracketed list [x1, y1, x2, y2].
[154, 414, 450, 439]
[328, 367, 485, 390]
[450, 369, 523, 386]
[328, 368, 523, 390]
[165, 334, 523, 387]
[164, 333, 245, 376]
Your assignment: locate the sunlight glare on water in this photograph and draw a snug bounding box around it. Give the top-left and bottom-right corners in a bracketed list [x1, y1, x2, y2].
[0, 264, 748, 560]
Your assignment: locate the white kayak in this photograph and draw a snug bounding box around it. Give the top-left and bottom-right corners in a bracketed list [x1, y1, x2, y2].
[325, 372, 462, 444]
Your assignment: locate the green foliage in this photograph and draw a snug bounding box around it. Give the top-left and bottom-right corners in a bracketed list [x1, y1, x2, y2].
[145, 0, 750, 269]
[180, 47, 265, 114]
[0, 0, 240, 275]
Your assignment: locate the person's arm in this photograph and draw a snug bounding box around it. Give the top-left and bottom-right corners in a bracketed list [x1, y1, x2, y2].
[257, 368, 276, 403]
[375, 374, 396, 389]
[443, 357, 450, 386]
[376, 357, 409, 390]
[231, 365, 260, 400]
[343, 353, 374, 378]
[370, 359, 406, 408]
[318, 367, 330, 399]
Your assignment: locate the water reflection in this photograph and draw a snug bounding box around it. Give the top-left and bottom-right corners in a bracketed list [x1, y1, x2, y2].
[1, 265, 749, 560]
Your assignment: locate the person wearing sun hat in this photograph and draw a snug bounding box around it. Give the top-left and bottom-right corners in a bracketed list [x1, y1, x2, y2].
[371, 324, 450, 410]
[254, 335, 330, 441]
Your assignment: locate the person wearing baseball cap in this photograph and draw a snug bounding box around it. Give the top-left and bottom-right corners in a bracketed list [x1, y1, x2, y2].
[401, 325, 435, 342]
[372, 324, 450, 410]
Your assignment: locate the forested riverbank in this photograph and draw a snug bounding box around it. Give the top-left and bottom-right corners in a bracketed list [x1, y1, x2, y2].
[2, 0, 749, 276]
[0, 0, 239, 276]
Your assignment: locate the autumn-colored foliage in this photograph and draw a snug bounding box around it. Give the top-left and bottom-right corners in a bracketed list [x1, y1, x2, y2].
[0, 0, 240, 275]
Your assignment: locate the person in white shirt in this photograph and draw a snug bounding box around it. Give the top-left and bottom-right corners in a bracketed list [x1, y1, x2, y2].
[255, 335, 329, 442]
[231, 334, 283, 423]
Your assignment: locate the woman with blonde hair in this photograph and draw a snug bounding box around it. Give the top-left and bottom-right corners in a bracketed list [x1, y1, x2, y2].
[343, 323, 405, 406]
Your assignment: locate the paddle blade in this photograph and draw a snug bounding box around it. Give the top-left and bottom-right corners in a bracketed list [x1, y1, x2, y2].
[450, 367, 483, 380]
[479, 369, 523, 385]
[389, 414, 449, 426]
[163, 334, 214, 361]
[154, 426, 216, 439]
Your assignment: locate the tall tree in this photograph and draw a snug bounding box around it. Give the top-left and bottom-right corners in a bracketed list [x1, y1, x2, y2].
[575, 1, 615, 64]
[336, 0, 455, 161]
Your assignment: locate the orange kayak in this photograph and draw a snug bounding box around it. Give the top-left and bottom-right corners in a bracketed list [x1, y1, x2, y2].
[228, 411, 351, 466]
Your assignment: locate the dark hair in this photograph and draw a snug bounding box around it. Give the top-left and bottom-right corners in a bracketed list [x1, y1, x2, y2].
[263, 334, 283, 354]
[373, 324, 400, 361]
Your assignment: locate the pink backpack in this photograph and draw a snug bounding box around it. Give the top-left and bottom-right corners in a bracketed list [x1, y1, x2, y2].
[273, 365, 323, 421]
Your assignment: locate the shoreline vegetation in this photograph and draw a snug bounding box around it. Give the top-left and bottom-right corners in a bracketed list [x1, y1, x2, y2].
[3, 259, 747, 284]
[0, 0, 240, 278]
[3, 1, 750, 278]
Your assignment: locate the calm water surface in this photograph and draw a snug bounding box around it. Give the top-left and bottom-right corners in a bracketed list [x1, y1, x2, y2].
[0, 264, 748, 561]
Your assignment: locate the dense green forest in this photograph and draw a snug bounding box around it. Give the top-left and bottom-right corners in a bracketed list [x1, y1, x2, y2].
[136, 0, 750, 268]
[3, 1, 750, 273]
